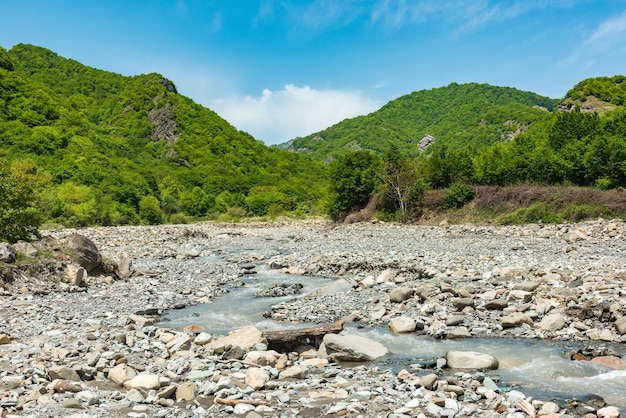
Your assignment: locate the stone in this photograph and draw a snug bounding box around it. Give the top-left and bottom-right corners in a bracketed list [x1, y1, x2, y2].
[376, 269, 397, 283]
[209, 326, 264, 353]
[418, 373, 439, 390]
[309, 278, 354, 296]
[597, 406, 620, 418]
[389, 286, 414, 303]
[175, 381, 197, 400]
[501, 312, 533, 329]
[47, 379, 82, 393]
[116, 255, 132, 278]
[614, 316, 626, 335]
[589, 356, 626, 370]
[245, 350, 287, 368]
[452, 298, 474, 310]
[108, 363, 136, 385]
[194, 332, 212, 345]
[66, 264, 87, 286]
[60, 398, 84, 409]
[245, 367, 270, 389]
[445, 351, 499, 370]
[536, 313, 566, 332]
[233, 403, 256, 414]
[13, 240, 38, 257]
[322, 334, 388, 361]
[279, 365, 308, 379]
[538, 401, 560, 415]
[62, 233, 102, 272]
[123, 373, 161, 390]
[507, 290, 532, 303]
[0, 333, 10, 344]
[513, 281, 540, 292]
[568, 230, 588, 242]
[389, 317, 417, 333]
[445, 327, 471, 339]
[0, 243, 17, 263]
[484, 299, 508, 310]
[166, 334, 191, 352]
[48, 365, 81, 382]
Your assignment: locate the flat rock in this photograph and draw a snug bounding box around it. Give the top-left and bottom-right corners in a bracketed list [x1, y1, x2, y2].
[484, 299, 508, 310]
[309, 278, 353, 296]
[501, 312, 533, 329]
[48, 365, 81, 382]
[245, 367, 270, 389]
[123, 373, 161, 390]
[445, 351, 499, 370]
[389, 286, 414, 303]
[175, 381, 197, 400]
[209, 326, 264, 353]
[388, 316, 417, 333]
[589, 356, 626, 370]
[322, 333, 388, 361]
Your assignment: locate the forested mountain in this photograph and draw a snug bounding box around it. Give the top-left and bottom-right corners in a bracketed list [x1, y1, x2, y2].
[284, 83, 560, 162]
[0, 44, 326, 227]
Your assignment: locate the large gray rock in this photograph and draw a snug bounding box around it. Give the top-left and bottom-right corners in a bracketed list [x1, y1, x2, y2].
[445, 351, 499, 370]
[63, 234, 102, 272]
[537, 313, 566, 332]
[321, 334, 388, 361]
[0, 243, 16, 263]
[389, 286, 414, 303]
[309, 278, 354, 296]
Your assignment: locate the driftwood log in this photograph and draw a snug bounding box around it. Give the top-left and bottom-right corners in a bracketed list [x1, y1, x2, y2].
[261, 320, 344, 351]
[215, 398, 271, 406]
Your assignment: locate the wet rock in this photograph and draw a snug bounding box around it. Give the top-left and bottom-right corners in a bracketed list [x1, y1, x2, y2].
[589, 356, 626, 370]
[389, 316, 417, 333]
[445, 351, 499, 370]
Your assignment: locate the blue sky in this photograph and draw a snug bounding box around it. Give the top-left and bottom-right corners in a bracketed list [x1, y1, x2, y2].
[2, 1, 625, 145]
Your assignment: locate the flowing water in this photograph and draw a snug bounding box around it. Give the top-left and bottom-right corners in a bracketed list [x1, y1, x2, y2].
[159, 264, 626, 408]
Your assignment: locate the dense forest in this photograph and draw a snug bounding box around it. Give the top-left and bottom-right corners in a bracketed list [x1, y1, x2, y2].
[1, 43, 625, 242]
[0, 44, 327, 238]
[284, 83, 560, 161]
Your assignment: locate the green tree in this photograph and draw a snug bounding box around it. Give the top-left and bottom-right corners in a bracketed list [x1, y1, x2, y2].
[0, 159, 47, 242]
[327, 150, 380, 220]
[376, 144, 422, 222]
[139, 195, 162, 224]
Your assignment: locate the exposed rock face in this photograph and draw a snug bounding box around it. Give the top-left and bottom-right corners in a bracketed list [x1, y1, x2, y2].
[148, 105, 179, 144]
[418, 134, 436, 152]
[158, 77, 177, 94]
[62, 234, 102, 272]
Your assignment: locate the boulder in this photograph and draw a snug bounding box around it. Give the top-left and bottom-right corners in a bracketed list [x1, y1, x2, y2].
[48, 365, 81, 382]
[0, 243, 16, 263]
[537, 313, 566, 332]
[175, 381, 197, 401]
[501, 313, 533, 329]
[244, 350, 287, 368]
[321, 334, 388, 361]
[108, 363, 136, 385]
[123, 373, 161, 390]
[245, 367, 270, 389]
[389, 286, 414, 303]
[209, 326, 264, 353]
[388, 317, 417, 334]
[445, 351, 499, 370]
[309, 279, 354, 296]
[62, 234, 102, 272]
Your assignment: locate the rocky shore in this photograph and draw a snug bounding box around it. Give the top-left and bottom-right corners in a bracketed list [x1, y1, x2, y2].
[1, 219, 625, 418]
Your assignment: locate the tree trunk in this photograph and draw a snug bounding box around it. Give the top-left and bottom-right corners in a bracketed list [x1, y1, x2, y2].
[261, 320, 344, 351]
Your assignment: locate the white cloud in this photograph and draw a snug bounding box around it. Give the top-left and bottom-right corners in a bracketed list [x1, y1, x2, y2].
[211, 84, 380, 145]
[585, 11, 626, 49]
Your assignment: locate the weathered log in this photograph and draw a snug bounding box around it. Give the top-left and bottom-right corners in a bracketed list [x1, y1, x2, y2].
[261, 320, 344, 351]
[215, 398, 271, 406]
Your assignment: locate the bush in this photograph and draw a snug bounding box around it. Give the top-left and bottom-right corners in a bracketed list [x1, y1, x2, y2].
[0, 160, 47, 243]
[442, 183, 476, 209]
[139, 195, 162, 225]
[498, 202, 562, 224]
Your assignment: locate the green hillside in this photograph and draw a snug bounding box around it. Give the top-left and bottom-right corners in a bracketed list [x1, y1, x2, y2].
[285, 83, 559, 162]
[0, 44, 327, 228]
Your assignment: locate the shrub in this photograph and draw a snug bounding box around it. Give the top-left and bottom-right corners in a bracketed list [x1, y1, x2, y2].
[139, 195, 162, 225]
[442, 183, 476, 209]
[498, 202, 562, 224]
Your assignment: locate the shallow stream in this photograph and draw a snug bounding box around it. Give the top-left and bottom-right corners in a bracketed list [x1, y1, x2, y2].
[159, 263, 626, 408]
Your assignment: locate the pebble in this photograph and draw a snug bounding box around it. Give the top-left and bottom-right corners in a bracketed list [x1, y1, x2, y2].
[0, 219, 623, 417]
